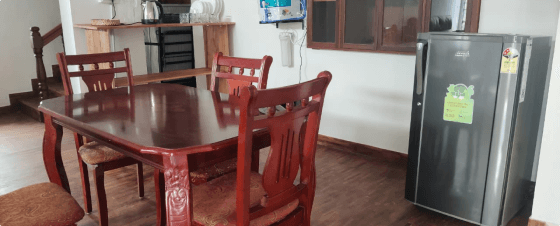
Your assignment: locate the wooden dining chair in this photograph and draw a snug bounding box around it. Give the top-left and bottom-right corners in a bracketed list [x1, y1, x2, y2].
[190, 71, 332, 226]
[210, 52, 273, 95]
[57, 49, 143, 226]
[151, 52, 274, 225]
[187, 52, 273, 185]
[0, 183, 84, 226]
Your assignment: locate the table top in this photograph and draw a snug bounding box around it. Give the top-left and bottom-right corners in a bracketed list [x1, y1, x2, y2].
[39, 84, 243, 155]
[74, 22, 235, 30]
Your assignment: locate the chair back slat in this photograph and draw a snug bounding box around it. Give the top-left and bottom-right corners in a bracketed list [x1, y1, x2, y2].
[64, 51, 127, 65]
[262, 115, 305, 195]
[57, 48, 134, 95]
[217, 55, 264, 70]
[227, 80, 252, 97]
[252, 76, 330, 109]
[81, 74, 115, 92]
[215, 72, 260, 83]
[210, 52, 273, 95]
[69, 67, 128, 78]
[235, 71, 332, 225]
[252, 102, 320, 129]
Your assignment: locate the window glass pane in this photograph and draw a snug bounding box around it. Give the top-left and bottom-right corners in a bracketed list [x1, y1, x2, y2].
[312, 1, 337, 43]
[344, 0, 376, 45]
[383, 0, 420, 47]
[430, 0, 469, 32]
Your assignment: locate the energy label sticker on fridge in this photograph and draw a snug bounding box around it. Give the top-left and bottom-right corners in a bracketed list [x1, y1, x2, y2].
[443, 84, 474, 124]
[500, 48, 520, 74]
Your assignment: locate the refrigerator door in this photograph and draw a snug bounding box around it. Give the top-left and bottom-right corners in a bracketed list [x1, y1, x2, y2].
[405, 38, 428, 202]
[415, 34, 503, 223]
[499, 37, 552, 226]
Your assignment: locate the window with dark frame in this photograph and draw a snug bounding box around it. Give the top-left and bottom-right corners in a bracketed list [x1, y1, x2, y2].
[307, 0, 481, 54]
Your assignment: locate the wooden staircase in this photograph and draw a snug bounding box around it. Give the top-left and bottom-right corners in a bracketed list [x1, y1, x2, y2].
[9, 24, 64, 122]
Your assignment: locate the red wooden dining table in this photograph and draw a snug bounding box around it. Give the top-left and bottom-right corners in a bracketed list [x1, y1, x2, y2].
[39, 83, 270, 225]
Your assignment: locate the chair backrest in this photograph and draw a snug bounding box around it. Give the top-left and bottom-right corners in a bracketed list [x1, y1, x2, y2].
[210, 52, 273, 96]
[235, 71, 332, 226]
[57, 49, 134, 95]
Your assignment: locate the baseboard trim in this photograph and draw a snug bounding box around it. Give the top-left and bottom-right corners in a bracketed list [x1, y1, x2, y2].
[528, 218, 559, 226]
[317, 134, 408, 163]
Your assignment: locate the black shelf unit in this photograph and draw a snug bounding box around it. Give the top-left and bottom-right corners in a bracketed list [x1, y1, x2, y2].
[144, 4, 197, 87]
[145, 27, 196, 87]
[260, 19, 305, 29]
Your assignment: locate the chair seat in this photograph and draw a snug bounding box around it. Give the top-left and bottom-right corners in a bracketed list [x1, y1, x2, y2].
[190, 158, 238, 185]
[0, 183, 85, 226]
[78, 141, 127, 165]
[193, 172, 299, 226]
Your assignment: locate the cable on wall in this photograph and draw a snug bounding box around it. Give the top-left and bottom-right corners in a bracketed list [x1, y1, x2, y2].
[298, 29, 306, 84]
[112, 0, 116, 19]
[286, 27, 307, 84]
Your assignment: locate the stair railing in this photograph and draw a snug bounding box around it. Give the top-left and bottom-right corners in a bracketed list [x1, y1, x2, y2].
[30, 24, 64, 100]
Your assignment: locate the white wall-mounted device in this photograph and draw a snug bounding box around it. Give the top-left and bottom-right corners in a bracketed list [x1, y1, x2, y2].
[279, 32, 293, 67]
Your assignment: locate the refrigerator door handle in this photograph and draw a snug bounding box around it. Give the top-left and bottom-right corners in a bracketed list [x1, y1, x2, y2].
[416, 40, 428, 95]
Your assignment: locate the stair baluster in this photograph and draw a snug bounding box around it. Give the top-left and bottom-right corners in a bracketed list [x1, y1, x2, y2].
[31, 27, 49, 100]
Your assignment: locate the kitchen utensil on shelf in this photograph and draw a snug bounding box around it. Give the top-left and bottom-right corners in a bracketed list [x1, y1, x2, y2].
[91, 19, 120, 26]
[141, 0, 164, 24]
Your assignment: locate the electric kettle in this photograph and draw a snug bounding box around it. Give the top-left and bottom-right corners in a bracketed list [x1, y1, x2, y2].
[142, 0, 163, 24]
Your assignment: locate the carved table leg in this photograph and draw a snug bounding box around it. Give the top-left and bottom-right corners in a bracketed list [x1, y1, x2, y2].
[163, 155, 193, 226]
[42, 114, 70, 193]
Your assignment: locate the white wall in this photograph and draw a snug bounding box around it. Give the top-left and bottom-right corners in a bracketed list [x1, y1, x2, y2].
[0, 0, 64, 107]
[531, 8, 560, 225]
[221, 0, 560, 153]
[479, 1, 560, 37]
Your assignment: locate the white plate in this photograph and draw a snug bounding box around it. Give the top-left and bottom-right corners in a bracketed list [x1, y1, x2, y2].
[205, 0, 217, 15]
[216, 0, 223, 17]
[190, 1, 203, 14]
[202, 2, 210, 14]
[207, 2, 213, 14]
[214, 0, 220, 15]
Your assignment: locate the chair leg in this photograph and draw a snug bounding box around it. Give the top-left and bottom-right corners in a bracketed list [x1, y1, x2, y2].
[137, 162, 144, 198]
[155, 169, 166, 226]
[94, 165, 109, 226]
[77, 156, 93, 213]
[74, 133, 92, 213]
[251, 147, 260, 172]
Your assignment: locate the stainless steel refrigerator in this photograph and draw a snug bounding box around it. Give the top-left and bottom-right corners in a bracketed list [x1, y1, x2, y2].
[405, 33, 553, 226]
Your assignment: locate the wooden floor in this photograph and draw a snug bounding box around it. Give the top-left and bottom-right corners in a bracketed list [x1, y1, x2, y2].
[0, 112, 531, 226]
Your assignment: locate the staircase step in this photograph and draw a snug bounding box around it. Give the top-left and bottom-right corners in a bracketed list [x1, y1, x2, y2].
[31, 77, 65, 97]
[16, 96, 43, 122]
[10, 65, 64, 122]
[47, 80, 65, 97]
